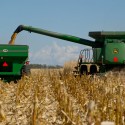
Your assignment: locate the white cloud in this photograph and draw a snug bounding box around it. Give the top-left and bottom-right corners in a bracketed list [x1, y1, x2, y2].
[30, 42, 80, 65]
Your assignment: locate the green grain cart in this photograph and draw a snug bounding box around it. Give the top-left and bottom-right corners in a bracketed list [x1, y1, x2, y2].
[0, 44, 29, 82]
[8, 25, 125, 79]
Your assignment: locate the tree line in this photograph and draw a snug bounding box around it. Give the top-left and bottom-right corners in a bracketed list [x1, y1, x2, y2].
[28, 64, 62, 69]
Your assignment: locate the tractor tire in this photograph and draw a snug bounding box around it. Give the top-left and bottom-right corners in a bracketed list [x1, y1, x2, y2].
[22, 65, 31, 76]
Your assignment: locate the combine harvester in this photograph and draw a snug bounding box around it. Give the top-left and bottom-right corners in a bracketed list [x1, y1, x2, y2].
[1, 24, 124, 81]
[8, 25, 125, 78]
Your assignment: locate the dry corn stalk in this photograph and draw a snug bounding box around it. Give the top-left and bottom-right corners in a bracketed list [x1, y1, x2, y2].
[32, 85, 39, 125]
[0, 103, 6, 122]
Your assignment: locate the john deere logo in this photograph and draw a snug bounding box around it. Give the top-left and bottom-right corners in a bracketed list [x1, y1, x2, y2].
[3, 49, 8, 52]
[113, 48, 118, 54]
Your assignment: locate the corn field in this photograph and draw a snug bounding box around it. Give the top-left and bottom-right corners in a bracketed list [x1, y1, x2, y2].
[0, 66, 125, 125]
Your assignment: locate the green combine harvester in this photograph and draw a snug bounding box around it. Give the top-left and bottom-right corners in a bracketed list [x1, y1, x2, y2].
[2, 25, 125, 81]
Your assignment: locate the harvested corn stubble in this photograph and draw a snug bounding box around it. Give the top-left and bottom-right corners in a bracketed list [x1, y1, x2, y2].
[0, 68, 124, 124]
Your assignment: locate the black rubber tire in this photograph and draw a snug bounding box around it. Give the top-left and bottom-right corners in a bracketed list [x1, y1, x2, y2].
[22, 65, 31, 76]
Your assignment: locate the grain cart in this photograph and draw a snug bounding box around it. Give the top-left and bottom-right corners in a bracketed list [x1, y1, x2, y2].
[0, 44, 29, 82]
[9, 25, 125, 76]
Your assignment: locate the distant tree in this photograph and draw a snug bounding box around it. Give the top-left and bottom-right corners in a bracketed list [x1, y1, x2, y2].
[29, 64, 62, 69]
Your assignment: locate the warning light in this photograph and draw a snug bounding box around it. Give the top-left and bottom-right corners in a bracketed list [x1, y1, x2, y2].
[113, 57, 118, 62]
[3, 62, 8, 67]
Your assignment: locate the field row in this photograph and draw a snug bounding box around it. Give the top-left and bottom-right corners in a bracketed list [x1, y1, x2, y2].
[0, 69, 124, 125]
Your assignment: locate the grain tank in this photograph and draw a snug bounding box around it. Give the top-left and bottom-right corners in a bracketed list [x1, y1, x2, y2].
[9, 25, 125, 75]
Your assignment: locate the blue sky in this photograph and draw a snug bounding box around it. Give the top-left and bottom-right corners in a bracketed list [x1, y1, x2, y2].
[1, 0, 125, 65]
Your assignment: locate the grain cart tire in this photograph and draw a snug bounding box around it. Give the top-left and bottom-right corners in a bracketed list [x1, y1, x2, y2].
[22, 65, 31, 76]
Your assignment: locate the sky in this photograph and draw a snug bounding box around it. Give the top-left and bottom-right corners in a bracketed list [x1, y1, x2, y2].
[0, 0, 125, 65]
